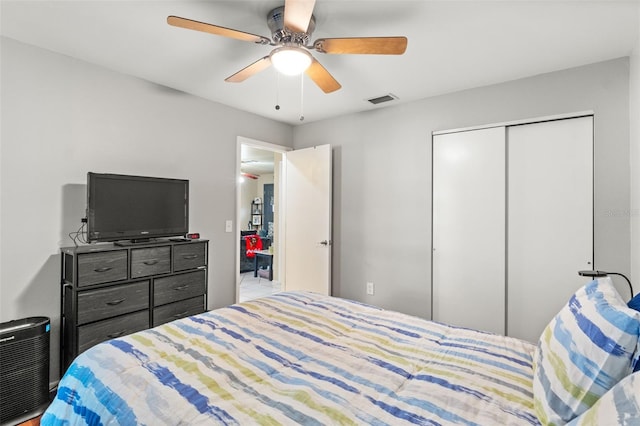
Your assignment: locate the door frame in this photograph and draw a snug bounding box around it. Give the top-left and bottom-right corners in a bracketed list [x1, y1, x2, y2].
[236, 136, 291, 302]
[431, 111, 595, 335]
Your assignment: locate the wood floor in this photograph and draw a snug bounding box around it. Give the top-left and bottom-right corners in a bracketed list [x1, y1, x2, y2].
[18, 414, 41, 426]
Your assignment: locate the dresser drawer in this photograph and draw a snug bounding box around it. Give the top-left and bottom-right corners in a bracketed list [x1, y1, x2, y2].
[77, 250, 127, 287]
[77, 310, 149, 353]
[77, 281, 149, 325]
[153, 296, 205, 327]
[174, 243, 207, 272]
[154, 270, 206, 306]
[131, 246, 170, 278]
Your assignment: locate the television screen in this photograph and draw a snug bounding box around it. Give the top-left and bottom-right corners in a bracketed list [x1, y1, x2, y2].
[87, 173, 189, 243]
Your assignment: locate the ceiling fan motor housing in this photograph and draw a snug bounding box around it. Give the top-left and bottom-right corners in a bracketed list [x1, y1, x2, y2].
[267, 6, 315, 46]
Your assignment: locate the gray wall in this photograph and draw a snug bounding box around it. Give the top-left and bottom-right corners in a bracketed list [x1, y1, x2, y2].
[293, 58, 631, 319]
[631, 9, 640, 290]
[0, 37, 293, 381]
[1, 35, 636, 382]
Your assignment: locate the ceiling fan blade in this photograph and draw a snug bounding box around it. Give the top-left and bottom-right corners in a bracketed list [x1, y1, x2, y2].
[313, 37, 408, 55]
[167, 16, 270, 44]
[305, 58, 341, 94]
[284, 0, 316, 33]
[225, 56, 272, 83]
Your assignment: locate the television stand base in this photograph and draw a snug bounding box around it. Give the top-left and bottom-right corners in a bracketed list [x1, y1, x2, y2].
[114, 238, 168, 247]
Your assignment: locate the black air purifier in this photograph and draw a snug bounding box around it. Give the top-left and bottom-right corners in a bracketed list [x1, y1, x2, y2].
[0, 317, 50, 425]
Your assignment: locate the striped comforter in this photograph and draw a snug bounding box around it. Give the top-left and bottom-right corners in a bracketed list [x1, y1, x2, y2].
[42, 292, 539, 425]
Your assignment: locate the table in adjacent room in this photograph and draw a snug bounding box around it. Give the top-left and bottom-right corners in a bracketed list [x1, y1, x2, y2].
[253, 250, 273, 281]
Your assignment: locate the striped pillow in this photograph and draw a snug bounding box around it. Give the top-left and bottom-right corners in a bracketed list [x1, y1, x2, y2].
[567, 372, 640, 425]
[532, 278, 640, 425]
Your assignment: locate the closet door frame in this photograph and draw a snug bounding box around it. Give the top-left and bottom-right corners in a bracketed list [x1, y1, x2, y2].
[431, 111, 594, 338]
[506, 116, 594, 342]
[432, 126, 507, 335]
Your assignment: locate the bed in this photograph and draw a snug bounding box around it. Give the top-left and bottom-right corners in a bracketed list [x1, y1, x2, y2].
[42, 279, 640, 425]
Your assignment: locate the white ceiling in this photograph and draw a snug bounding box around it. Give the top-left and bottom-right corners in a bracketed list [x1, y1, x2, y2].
[1, 1, 638, 126]
[241, 145, 277, 176]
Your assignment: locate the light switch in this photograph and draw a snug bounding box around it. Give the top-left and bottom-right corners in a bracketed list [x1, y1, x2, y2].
[225, 220, 233, 233]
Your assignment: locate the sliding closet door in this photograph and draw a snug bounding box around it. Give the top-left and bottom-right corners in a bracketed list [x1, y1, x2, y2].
[507, 116, 593, 343]
[432, 127, 506, 334]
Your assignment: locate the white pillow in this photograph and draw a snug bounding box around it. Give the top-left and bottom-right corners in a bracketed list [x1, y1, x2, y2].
[567, 372, 640, 425]
[532, 278, 640, 424]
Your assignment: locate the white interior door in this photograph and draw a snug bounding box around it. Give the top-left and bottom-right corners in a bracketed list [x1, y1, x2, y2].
[283, 144, 332, 295]
[432, 127, 506, 334]
[507, 116, 593, 343]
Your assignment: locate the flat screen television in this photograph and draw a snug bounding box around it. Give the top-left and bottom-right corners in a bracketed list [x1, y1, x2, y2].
[87, 172, 189, 244]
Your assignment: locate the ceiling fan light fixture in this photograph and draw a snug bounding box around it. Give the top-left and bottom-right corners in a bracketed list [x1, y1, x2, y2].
[270, 46, 312, 76]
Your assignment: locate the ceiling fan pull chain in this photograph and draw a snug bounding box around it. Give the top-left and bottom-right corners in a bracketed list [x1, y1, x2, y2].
[275, 70, 281, 111]
[300, 73, 305, 122]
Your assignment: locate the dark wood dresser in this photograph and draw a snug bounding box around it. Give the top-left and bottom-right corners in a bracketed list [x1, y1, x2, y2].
[60, 239, 208, 372]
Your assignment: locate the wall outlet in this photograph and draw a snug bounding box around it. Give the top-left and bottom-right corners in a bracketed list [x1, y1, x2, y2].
[225, 220, 233, 233]
[366, 282, 374, 295]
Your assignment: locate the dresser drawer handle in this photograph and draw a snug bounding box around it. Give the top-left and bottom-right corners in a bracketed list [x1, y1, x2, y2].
[94, 267, 112, 273]
[143, 260, 158, 265]
[174, 285, 190, 291]
[182, 254, 199, 260]
[107, 330, 126, 338]
[105, 299, 125, 306]
[172, 311, 188, 319]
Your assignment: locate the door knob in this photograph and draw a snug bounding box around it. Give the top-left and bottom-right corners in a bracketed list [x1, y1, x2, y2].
[319, 240, 332, 246]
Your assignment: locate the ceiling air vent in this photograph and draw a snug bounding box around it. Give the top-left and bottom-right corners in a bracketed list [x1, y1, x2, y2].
[366, 93, 398, 105]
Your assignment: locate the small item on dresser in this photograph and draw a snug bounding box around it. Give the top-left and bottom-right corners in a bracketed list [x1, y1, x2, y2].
[185, 233, 200, 240]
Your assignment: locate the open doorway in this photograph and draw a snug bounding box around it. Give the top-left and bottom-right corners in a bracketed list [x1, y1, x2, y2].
[236, 137, 289, 302]
[236, 138, 333, 302]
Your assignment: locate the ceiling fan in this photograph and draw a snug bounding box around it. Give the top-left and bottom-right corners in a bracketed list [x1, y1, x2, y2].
[167, 0, 408, 94]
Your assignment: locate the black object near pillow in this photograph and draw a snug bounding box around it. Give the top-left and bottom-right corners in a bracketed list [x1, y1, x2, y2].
[628, 293, 640, 312]
[628, 293, 640, 372]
